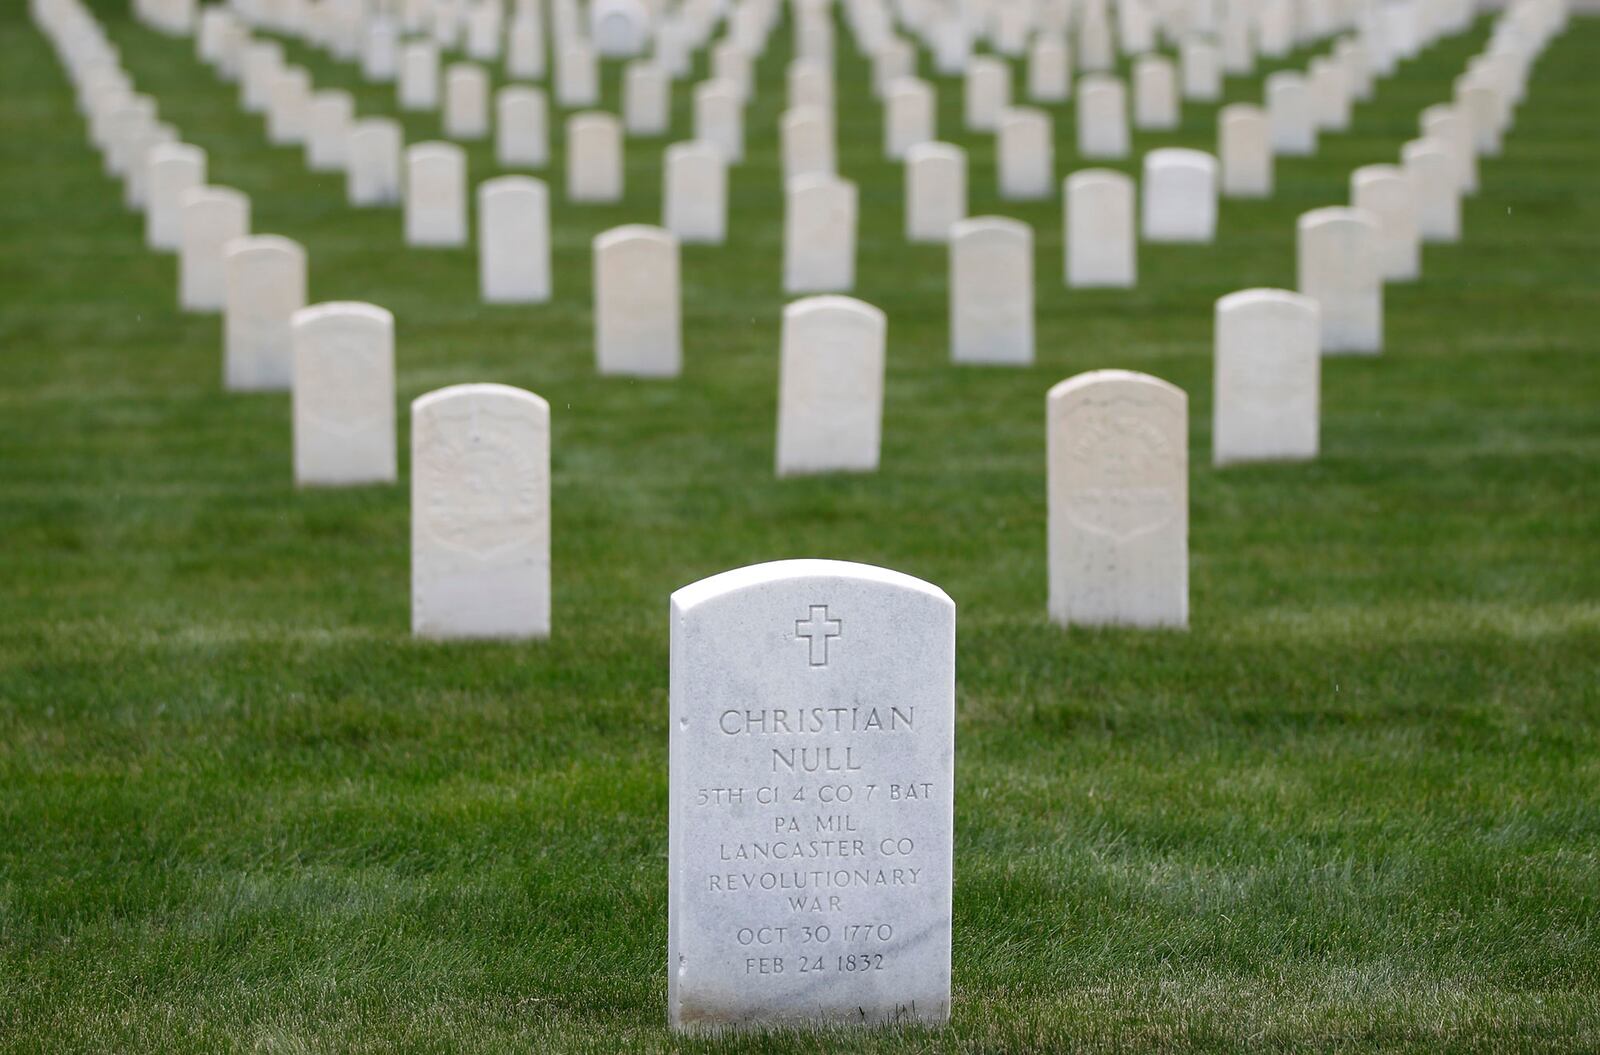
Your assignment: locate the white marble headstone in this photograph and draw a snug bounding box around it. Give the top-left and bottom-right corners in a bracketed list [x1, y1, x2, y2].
[664, 140, 728, 244]
[1402, 138, 1460, 243]
[566, 112, 624, 202]
[1212, 289, 1320, 466]
[776, 296, 885, 476]
[1065, 169, 1136, 288]
[223, 234, 307, 391]
[1141, 148, 1218, 243]
[624, 62, 671, 135]
[306, 89, 354, 171]
[782, 106, 836, 179]
[1351, 164, 1420, 282]
[1076, 75, 1129, 159]
[667, 558, 955, 1031]
[348, 118, 402, 206]
[964, 55, 1009, 131]
[411, 383, 551, 639]
[145, 141, 206, 251]
[1133, 55, 1179, 130]
[479, 176, 552, 303]
[1266, 71, 1315, 156]
[496, 86, 549, 168]
[291, 301, 397, 486]
[398, 40, 439, 110]
[405, 141, 468, 247]
[885, 77, 934, 160]
[905, 142, 966, 243]
[1219, 103, 1272, 198]
[1027, 34, 1070, 101]
[444, 62, 490, 139]
[179, 184, 249, 312]
[950, 216, 1034, 366]
[694, 79, 744, 162]
[1296, 206, 1383, 354]
[783, 175, 857, 294]
[594, 224, 682, 378]
[1047, 369, 1188, 629]
[996, 107, 1052, 201]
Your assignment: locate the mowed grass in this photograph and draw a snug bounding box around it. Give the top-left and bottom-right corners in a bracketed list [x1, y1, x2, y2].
[2, 0, 1598, 1049]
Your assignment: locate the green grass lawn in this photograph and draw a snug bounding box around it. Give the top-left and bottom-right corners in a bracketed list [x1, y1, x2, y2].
[2, 1, 1598, 1050]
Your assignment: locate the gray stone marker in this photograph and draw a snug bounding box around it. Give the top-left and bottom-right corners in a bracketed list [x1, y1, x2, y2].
[1047, 370, 1188, 629]
[1213, 289, 1320, 466]
[411, 383, 550, 639]
[291, 301, 397, 486]
[668, 558, 955, 1031]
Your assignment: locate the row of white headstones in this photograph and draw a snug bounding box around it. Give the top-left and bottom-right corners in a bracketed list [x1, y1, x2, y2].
[39, 0, 1562, 641]
[40, 0, 1573, 1031]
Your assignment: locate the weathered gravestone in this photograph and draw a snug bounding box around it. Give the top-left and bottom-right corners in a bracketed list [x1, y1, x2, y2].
[291, 301, 397, 486]
[784, 175, 857, 294]
[1065, 169, 1136, 288]
[496, 86, 548, 168]
[664, 140, 728, 244]
[347, 117, 402, 206]
[479, 176, 552, 303]
[905, 142, 966, 243]
[1141, 148, 1218, 243]
[1047, 369, 1188, 629]
[179, 184, 249, 312]
[594, 225, 682, 378]
[1296, 206, 1383, 354]
[1212, 289, 1320, 466]
[1076, 75, 1129, 159]
[949, 216, 1033, 366]
[411, 383, 550, 639]
[996, 108, 1052, 201]
[567, 112, 624, 202]
[1219, 103, 1272, 197]
[223, 234, 306, 391]
[405, 141, 468, 247]
[776, 296, 885, 476]
[667, 558, 955, 1031]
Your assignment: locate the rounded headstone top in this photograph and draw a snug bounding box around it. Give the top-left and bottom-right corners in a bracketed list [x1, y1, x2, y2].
[1215, 287, 1318, 316]
[783, 294, 885, 328]
[1048, 368, 1186, 405]
[292, 301, 393, 329]
[411, 382, 548, 416]
[1145, 146, 1218, 170]
[593, 223, 677, 251]
[671, 559, 952, 615]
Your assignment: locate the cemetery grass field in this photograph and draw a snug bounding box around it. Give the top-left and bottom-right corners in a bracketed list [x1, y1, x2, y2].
[4, 2, 1600, 1051]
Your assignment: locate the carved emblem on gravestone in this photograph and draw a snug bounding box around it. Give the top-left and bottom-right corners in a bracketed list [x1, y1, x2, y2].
[1062, 395, 1181, 541]
[300, 328, 383, 436]
[417, 402, 545, 559]
[794, 604, 841, 666]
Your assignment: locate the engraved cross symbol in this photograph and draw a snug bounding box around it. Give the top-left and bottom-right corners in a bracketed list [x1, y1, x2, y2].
[795, 605, 842, 667]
